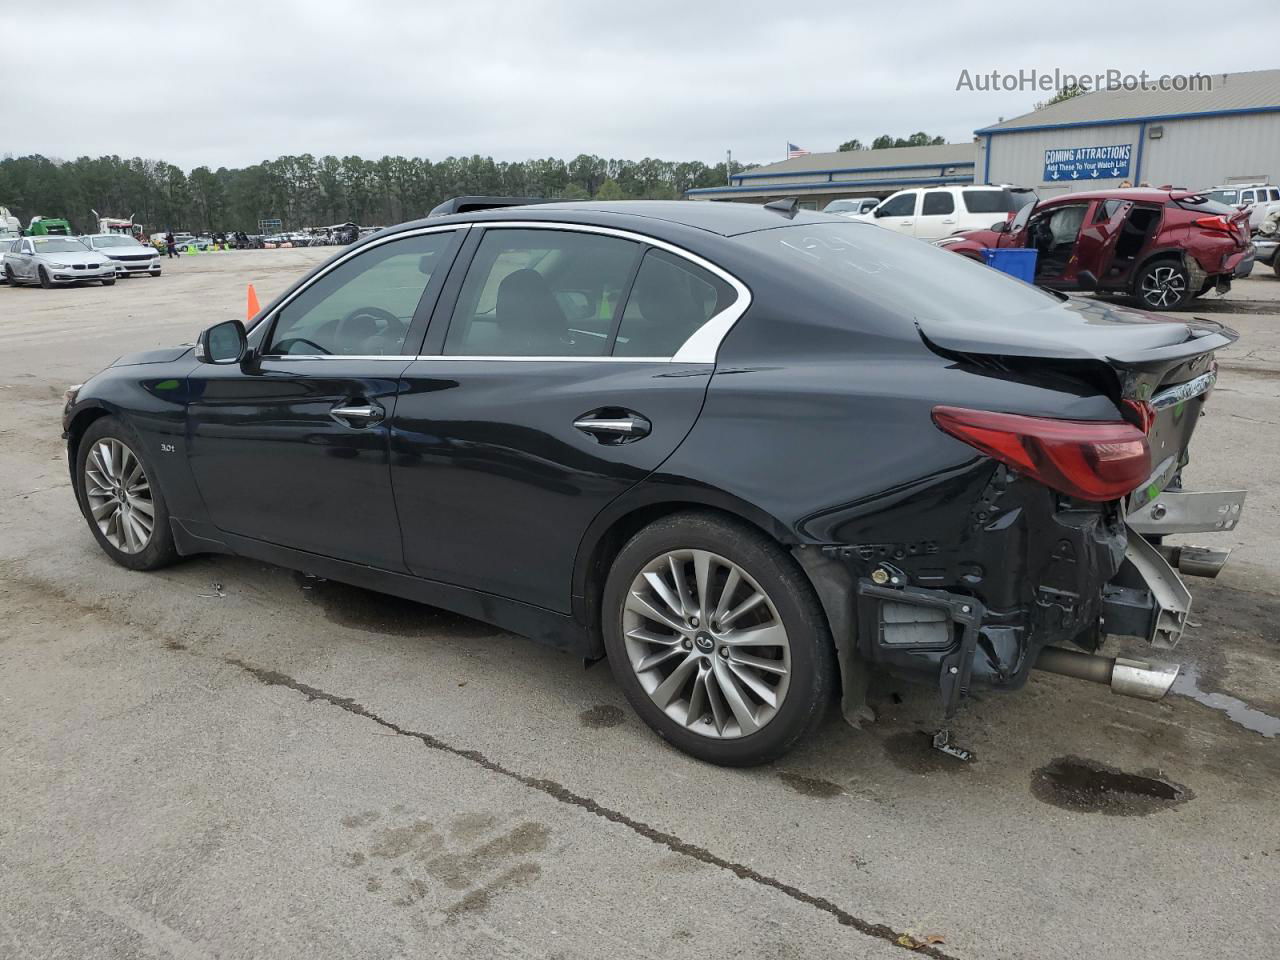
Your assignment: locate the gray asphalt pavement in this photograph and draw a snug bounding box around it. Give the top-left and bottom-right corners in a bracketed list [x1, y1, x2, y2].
[1, 248, 1276, 960]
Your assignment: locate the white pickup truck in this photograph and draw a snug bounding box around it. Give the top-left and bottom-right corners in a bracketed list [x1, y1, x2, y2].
[1206, 183, 1280, 233]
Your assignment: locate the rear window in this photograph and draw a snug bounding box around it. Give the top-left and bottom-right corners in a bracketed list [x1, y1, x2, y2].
[1174, 195, 1237, 216]
[962, 188, 1036, 214]
[1206, 190, 1239, 206]
[737, 221, 1059, 326]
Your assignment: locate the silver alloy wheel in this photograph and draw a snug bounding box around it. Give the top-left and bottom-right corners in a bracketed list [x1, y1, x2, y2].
[1140, 265, 1187, 308]
[83, 437, 154, 554]
[621, 549, 791, 739]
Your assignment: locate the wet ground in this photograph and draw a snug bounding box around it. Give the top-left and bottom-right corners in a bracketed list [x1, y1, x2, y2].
[1, 249, 1277, 959]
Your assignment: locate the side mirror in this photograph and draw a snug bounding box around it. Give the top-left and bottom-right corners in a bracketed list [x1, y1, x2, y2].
[991, 220, 1010, 234]
[1077, 270, 1099, 291]
[196, 319, 247, 364]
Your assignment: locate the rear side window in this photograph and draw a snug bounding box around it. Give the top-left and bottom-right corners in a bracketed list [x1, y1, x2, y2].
[962, 189, 1030, 214]
[922, 192, 955, 215]
[444, 229, 641, 357]
[613, 249, 736, 358]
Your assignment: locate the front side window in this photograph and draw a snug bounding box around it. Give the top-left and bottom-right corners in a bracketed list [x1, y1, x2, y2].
[1094, 199, 1125, 222]
[267, 231, 454, 356]
[922, 192, 955, 215]
[613, 249, 736, 357]
[444, 229, 641, 357]
[877, 192, 917, 217]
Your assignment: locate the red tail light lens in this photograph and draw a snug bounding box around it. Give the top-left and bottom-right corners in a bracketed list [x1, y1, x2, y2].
[1194, 215, 1234, 234]
[1120, 397, 1156, 433]
[932, 406, 1150, 502]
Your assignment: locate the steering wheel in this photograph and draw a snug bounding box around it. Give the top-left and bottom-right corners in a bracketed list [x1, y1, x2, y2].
[272, 337, 331, 355]
[336, 306, 407, 354]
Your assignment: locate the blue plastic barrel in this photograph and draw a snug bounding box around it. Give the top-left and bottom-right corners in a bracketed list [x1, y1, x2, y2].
[981, 247, 1038, 284]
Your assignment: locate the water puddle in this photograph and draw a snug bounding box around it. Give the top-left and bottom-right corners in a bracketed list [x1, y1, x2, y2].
[1170, 663, 1280, 739]
[1031, 756, 1191, 816]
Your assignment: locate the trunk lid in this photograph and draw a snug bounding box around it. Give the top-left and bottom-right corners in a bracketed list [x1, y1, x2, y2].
[918, 297, 1237, 509]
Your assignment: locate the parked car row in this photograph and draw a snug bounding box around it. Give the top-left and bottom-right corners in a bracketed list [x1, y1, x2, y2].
[2, 233, 162, 288]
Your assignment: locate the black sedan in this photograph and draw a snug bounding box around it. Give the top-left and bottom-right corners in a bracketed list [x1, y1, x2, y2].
[63, 199, 1235, 765]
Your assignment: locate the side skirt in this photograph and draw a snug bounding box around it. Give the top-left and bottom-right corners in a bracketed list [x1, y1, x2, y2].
[170, 518, 590, 654]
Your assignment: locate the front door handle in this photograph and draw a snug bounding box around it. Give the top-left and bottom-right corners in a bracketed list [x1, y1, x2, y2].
[330, 402, 384, 426]
[573, 412, 651, 444]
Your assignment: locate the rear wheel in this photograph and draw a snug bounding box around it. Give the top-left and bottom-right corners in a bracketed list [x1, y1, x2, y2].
[38, 266, 52, 289]
[75, 416, 178, 571]
[602, 512, 835, 766]
[1134, 260, 1191, 310]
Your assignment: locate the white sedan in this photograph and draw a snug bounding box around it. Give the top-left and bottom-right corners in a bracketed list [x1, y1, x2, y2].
[81, 234, 163, 277]
[2, 236, 117, 288]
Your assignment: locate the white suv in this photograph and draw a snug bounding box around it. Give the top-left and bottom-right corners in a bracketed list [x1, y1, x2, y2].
[854, 184, 1036, 241]
[1206, 183, 1280, 233]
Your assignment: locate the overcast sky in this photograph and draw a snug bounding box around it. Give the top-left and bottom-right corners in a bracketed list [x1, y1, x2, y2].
[4, 1, 1276, 171]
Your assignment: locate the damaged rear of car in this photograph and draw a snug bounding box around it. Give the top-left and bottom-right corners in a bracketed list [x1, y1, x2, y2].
[669, 218, 1242, 754]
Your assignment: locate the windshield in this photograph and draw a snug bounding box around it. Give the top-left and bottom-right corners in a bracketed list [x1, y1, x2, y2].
[737, 221, 1060, 325]
[33, 238, 90, 254]
[823, 200, 860, 213]
[1206, 190, 1240, 206]
[91, 235, 138, 248]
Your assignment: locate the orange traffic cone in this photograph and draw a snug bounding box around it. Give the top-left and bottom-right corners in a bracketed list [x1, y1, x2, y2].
[246, 283, 261, 321]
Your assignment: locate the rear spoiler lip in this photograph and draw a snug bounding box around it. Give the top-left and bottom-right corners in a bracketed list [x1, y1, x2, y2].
[916, 318, 1237, 369]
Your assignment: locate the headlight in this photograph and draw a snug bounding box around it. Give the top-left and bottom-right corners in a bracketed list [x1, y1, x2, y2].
[48, 261, 68, 268]
[63, 384, 82, 410]
[933, 237, 964, 247]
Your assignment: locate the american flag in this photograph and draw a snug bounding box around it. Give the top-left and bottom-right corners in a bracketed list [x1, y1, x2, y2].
[787, 142, 810, 159]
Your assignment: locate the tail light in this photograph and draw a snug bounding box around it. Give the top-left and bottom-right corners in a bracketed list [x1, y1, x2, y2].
[1194, 215, 1235, 234]
[1120, 397, 1156, 433]
[932, 406, 1150, 502]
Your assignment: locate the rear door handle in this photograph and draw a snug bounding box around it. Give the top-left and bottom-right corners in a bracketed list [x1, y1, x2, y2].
[573, 412, 651, 444]
[330, 401, 384, 426]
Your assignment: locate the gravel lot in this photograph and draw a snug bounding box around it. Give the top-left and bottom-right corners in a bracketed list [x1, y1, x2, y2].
[1, 247, 1277, 960]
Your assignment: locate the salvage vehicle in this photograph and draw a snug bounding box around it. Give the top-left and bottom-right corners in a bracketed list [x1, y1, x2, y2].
[80, 233, 163, 277]
[4, 235, 116, 287]
[851, 184, 1035, 241]
[936, 188, 1254, 310]
[62, 199, 1243, 765]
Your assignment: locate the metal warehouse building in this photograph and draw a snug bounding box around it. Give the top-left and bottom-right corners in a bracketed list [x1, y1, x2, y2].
[690, 69, 1279, 206]
[685, 143, 975, 207]
[978, 68, 1280, 196]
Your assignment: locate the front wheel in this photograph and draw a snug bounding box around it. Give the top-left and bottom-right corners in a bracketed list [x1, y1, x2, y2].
[3, 264, 15, 285]
[75, 416, 178, 571]
[38, 266, 53, 289]
[100, 277, 116, 286]
[602, 512, 835, 766]
[1134, 260, 1191, 310]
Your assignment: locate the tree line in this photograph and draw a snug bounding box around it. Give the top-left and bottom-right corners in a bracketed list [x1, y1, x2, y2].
[837, 132, 948, 151]
[0, 153, 755, 235]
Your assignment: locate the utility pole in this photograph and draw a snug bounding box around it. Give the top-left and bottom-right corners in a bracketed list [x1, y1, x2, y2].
[726, 149, 732, 186]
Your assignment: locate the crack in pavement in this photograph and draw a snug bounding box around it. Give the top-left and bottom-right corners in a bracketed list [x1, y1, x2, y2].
[225, 656, 955, 959]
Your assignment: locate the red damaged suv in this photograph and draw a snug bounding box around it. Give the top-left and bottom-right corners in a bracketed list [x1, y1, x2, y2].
[935, 187, 1254, 310]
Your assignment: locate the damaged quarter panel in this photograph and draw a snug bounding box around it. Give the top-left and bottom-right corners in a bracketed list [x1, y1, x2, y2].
[653, 221, 1220, 710]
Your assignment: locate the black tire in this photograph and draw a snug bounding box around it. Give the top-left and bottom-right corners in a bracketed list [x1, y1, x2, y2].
[1273, 257, 1280, 279]
[38, 266, 53, 289]
[150, 270, 162, 277]
[1132, 259, 1191, 310]
[601, 511, 836, 766]
[74, 416, 179, 571]
[101, 277, 116, 286]
[1, 264, 12, 285]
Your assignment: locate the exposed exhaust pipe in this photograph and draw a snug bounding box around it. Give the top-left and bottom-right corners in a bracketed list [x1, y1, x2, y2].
[1035, 646, 1180, 701]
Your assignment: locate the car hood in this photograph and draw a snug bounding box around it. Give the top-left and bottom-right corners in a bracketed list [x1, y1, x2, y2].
[112, 346, 193, 367]
[34, 250, 109, 265]
[98, 245, 157, 257]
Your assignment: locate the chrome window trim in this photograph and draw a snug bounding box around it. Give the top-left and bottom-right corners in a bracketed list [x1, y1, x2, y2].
[461, 220, 752, 364]
[254, 219, 751, 364]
